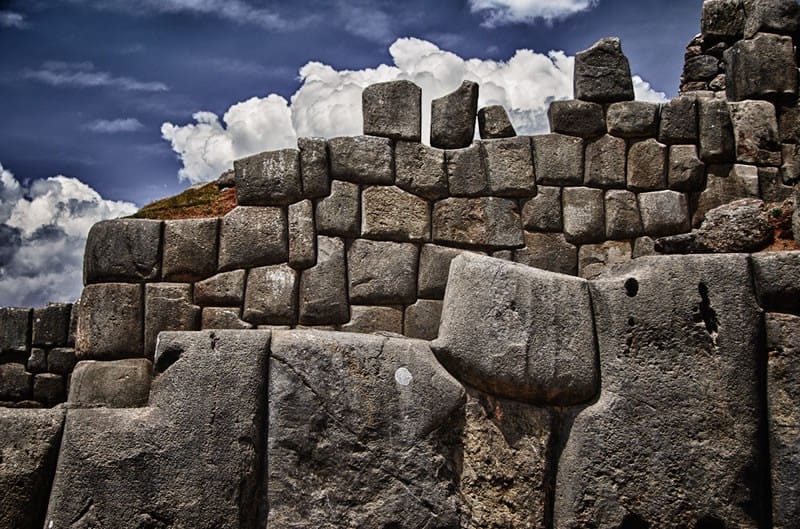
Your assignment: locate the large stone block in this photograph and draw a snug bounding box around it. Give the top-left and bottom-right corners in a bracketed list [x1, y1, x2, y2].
[83, 219, 162, 284]
[752, 251, 800, 313]
[218, 206, 288, 271]
[478, 104, 516, 139]
[0, 363, 32, 400]
[729, 100, 781, 166]
[0, 409, 64, 529]
[315, 180, 360, 237]
[433, 197, 524, 249]
[362, 80, 421, 142]
[724, 33, 798, 102]
[434, 253, 597, 404]
[47, 347, 76, 375]
[521, 185, 562, 232]
[659, 94, 699, 144]
[395, 141, 447, 200]
[0, 307, 30, 354]
[348, 239, 418, 305]
[606, 101, 660, 138]
[683, 54, 721, 82]
[234, 148, 302, 206]
[243, 264, 298, 325]
[605, 189, 644, 240]
[574, 37, 634, 103]
[578, 240, 632, 279]
[361, 185, 430, 241]
[781, 142, 800, 184]
[699, 96, 735, 162]
[532, 133, 584, 186]
[144, 283, 200, 356]
[268, 331, 465, 528]
[297, 137, 330, 198]
[33, 373, 65, 406]
[431, 80, 479, 149]
[31, 303, 70, 348]
[668, 144, 706, 191]
[45, 330, 269, 529]
[760, 166, 794, 201]
[68, 359, 152, 408]
[339, 305, 403, 335]
[298, 236, 350, 325]
[627, 138, 667, 191]
[404, 299, 443, 340]
[194, 269, 245, 306]
[329, 135, 393, 184]
[201, 307, 253, 330]
[162, 218, 218, 281]
[556, 255, 767, 529]
[548, 99, 606, 138]
[76, 283, 143, 360]
[562, 187, 605, 245]
[418, 244, 481, 299]
[288, 199, 316, 269]
[702, 0, 745, 41]
[514, 232, 578, 275]
[584, 134, 626, 188]
[743, 0, 799, 38]
[639, 190, 691, 237]
[446, 142, 489, 196]
[692, 163, 760, 225]
[483, 136, 535, 196]
[778, 104, 800, 144]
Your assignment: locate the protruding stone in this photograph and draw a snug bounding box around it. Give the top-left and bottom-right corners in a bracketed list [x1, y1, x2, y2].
[532, 133, 584, 186]
[144, 283, 200, 356]
[446, 142, 488, 196]
[434, 253, 598, 404]
[729, 100, 781, 166]
[395, 141, 448, 200]
[362, 80, 422, 142]
[194, 270, 245, 306]
[47, 347, 77, 375]
[68, 358, 152, 408]
[521, 186, 562, 232]
[606, 101, 660, 138]
[218, 206, 288, 271]
[547, 100, 606, 138]
[433, 198, 524, 249]
[288, 199, 316, 269]
[752, 251, 800, 313]
[578, 240, 632, 279]
[348, 239, 418, 305]
[574, 37, 634, 103]
[83, 219, 162, 284]
[632, 235, 656, 258]
[431, 80, 479, 149]
[329, 135, 393, 184]
[562, 187, 605, 245]
[514, 232, 578, 276]
[33, 373, 65, 406]
[315, 180, 360, 237]
[483, 136, 535, 196]
[699, 96, 735, 162]
[201, 307, 253, 330]
[702, 0, 745, 41]
[0, 307, 30, 354]
[32, 303, 70, 347]
[639, 190, 691, 236]
[683, 54, 721, 81]
[605, 189, 644, 240]
[362, 186, 430, 241]
[0, 363, 32, 400]
[162, 218, 218, 281]
[234, 149, 302, 206]
[478, 105, 516, 139]
[340, 305, 403, 335]
[743, 0, 799, 38]
[298, 236, 350, 325]
[668, 144, 706, 191]
[76, 283, 143, 360]
[627, 139, 667, 191]
[418, 244, 481, 299]
[243, 264, 298, 325]
[404, 300, 443, 340]
[724, 33, 798, 102]
[585, 134, 626, 188]
[692, 163, 760, 225]
[297, 137, 330, 198]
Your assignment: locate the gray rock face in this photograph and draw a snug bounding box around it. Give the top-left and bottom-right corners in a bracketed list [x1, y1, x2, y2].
[605, 189, 644, 240]
[702, 0, 745, 41]
[329, 135, 394, 184]
[418, 244, 480, 299]
[340, 305, 403, 335]
[33, 373, 65, 406]
[47, 347, 76, 375]
[759, 166, 794, 201]
[765, 312, 800, 529]
[297, 137, 330, 198]
[778, 104, 800, 144]
[699, 96, 736, 162]
[433, 197, 524, 249]
[201, 307, 253, 330]
[144, 283, 200, 356]
[780, 143, 800, 185]
[683, 54, 721, 81]
[362, 80, 422, 142]
[578, 240, 632, 279]
[692, 163, 760, 225]
[348, 239, 418, 304]
[522, 185, 562, 232]
[298, 236, 350, 325]
[724, 33, 798, 102]
[483, 136, 535, 196]
[315, 180, 360, 237]
[194, 269, 245, 306]
[45, 330, 269, 529]
[606, 101, 660, 138]
[32, 303, 70, 347]
[404, 299, 443, 340]
[234, 148, 302, 206]
[668, 144, 706, 191]
[547, 100, 606, 138]
[83, 219, 162, 284]
[361, 185, 430, 241]
[0, 307, 30, 353]
[68, 359, 152, 408]
[431, 80, 479, 149]
[574, 37, 634, 103]
[288, 199, 316, 269]
[659, 95, 699, 144]
[752, 251, 800, 313]
[0, 408, 64, 529]
[639, 190, 691, 237]
[585, 134, 626, 188]
[243, 264, 298, 325]
[743, 0, 799, 38]
[76, 283, 143, 360]
[478, 105, 516, 139]
[162, 218, 219, 282]
[514, 232, 578, 276]
[795, 187, 800, 245]
[446, 142, 488, 196]
[562, 187, 605, 245]
[27, 349, 46, 373]
[532, 133, 584, 186]
[729, 100, 781, 166]
[0, 363, 32, 400]
[555, 255, 767, 529]
[218, 206, 288, 271]
[395, 141, 448, 200]
[434, 253, 597, 404]
[268, 330, 465, 529]
[627, 138, 667, 191]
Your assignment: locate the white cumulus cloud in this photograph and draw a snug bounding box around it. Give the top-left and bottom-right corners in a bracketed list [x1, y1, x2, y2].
[162, 37, 665, 184]
[469, 0, 599, 26]
[87, 117, 144, 133]
[0, 10, 28, 28]
[0, 163, 137, 307]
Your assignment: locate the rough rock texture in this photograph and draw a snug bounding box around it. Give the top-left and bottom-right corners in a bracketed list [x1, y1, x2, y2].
[162, 218, 218, 281]
[627, 138, 667, 191]
[702, 0, 745, 41]
[692, 163, 760, 225]
[729, 100, 781, 166]
[795, 188, 800, 244]
[547, 100, 606, 138]
[639, 190, 691, 237]
[362, 185, 430, 241]
[446, 142, 488, 196]
[201, 307, 253, 330]
[659, 95, 699, 144]
[0, 363, 32, 400]
[45, 330, 269, 529]
[33, 373, 65, 406]
[585, 134, 626, 188]
[288, 199, 316, 269]
[562, 187, 605, 244]
[605, 189, 644, 240]
[434, 253, 598, 404]
[743, 0, 799, 38]
[83, 219, 162, 284]
[76, 283, 143, 360]
[348, 239, 418, 305]
[298, 236, 350, 325]
[433, 197, 523, 249]
[578, 240, 632, 280]
[404, 299, 443, 340]
[574, 37, 634, 103]
[0, 409, 64, 529]
[752, 251, 800, 313]
[68, 359, 152, 408]
[699, 96, 735, 162]
[329, 135, 394, 184]
[144, 283, 200, 355]
[340, 305, 403, 335]
[315, 180, 360, 237]
[514, 232, 578, 276]
[297, 137, 330, 198]
[194, 270, 245, 306]
[47, 347, 76, 375]
[234, 148, 302, 206]
[0, 307, 30, 353]
[533, 133, 584, 186]
[606, 101, 660, 138]
[668, 144, 705, 191]
[556, 255, 768, 529]
[483, 136, 535, 196]
[724, 33, 798, 102]
[268, 330, 465, 529]
[32, 303, 71, 347]
[522, 186, 562, 232]
[395, 141, 448, 200]
[362, 80, 421, 142]
[418, 244, 478, 299]
[218, 206, 288, 271]
[243, 264, 298, 325]
[431, 80, 479, 149]
[478, 105, 516, 139]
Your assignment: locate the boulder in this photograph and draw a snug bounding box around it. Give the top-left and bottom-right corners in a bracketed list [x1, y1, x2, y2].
[76, 283, 143, 360]
[298, 236, 350, 325]
[361, 185, 430, 241]
[521, 186, 563, 232]
[404, 299, 443, 340]
[340, 305, 403, 335]
[605, 189, 644, 240]
[162, 218, 219, 282]
[547, 99, 606, 138]
[0, 307, 30, 353]
[288, 199, 316, 269]
[395, 141, 448, 200]
[243, 264, 298, 325]
[478, 105, 516, 139]
[514, 232, 578, 276]
[562, 187, 605, 245]
[347, 239, 418, 305]
[729, 100, 781, 166]
[194, 269, 245, 306]
[483, 136, 535, 196]
[83, 219, 162, 284]
[532, 133, 584, 186]
[698, 96, 735, 162]
[144, 283, 200, 355]
[584, 134, 626, 188]
[627, 138, 667, 191]
[574, 37, 634, 103]
[724, 33, 797, 102]
[315, 180, 360, 237]
[659, 95, 699, 144]
[362, 80, 422, 142]
[639, 190, 691, 237]
[68, 358, 152, 408]
[234, 148, 302, 206]
[433, 197, 524, 249]
[297, 137, 330, 198]
[431, 80, 479, 149]
[445, 142, 489, 196]
[218, 206, 288, 271]
[329, 135, 394, 184]
[31, 303, 71, 347]
[606, 101, 660, 138]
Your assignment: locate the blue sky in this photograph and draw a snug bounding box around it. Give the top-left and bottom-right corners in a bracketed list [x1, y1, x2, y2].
[0, 0, 703, 306]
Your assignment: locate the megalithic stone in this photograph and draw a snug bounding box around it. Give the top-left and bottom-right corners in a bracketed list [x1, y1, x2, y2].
[574, 37, 634, 103]
[477, 105, 516, 139]
[431, 80, 479, 149]
[724, 33, 798, 103]
[362, 80, 422, 142]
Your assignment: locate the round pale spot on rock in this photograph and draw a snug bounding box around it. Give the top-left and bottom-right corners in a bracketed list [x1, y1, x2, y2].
[394, 367, 413, 386]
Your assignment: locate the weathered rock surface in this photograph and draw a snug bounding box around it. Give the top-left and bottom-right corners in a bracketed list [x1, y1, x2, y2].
[605, 189, 644, 240]
[144, 283, 200, 355]
[724, 32, 798, 102]
[562, 187, 605, 244]
[752, 251, 800, 313]
[699, 96, 735, 162]
[606, 101, 660, 138]
[483, 136, 535, 196]
[659, 95, 699, 144]
[585, 134, 626, 188]
[68, 359, 152, 408]
[362, 80, 422, 142]
[431, 80, 479, 149]
[218, 206, 288, 271]
[0, 363, 32, 400]
[547, 99, 606, 138]
[243, 264, 298, 325]
[418, 244, 481, 299]
[33, 373, 65, 406]
[578, 240, 632, 279]
[329, 135, 394, 184]
[574, 37, 634, 103]
[234, 148, 302, 206]
[83, 219, 162, 284]
[315, 180, 360, 237]
[478, 105, 516, 139]
[201, 307, 253, 330]
[47, 347, 76, 375]
[522, 186, 563, 232]
[702, 0, 745, 41]
[362, 185, 430, 241]
[639, 190, 691, 237]
[404, 299, 443, 340]
[194, 269, 245, 306]
[340, 305, 403, 335]
[76, 283, 143, 360]
[433, 197, 523, 249]
[395, 141, 448, 200]
[514, 232, 578, 276]
[298, 236, 349, 325]
[348, 239, 418, 304]
[446, 142, 488, 196]
[533, 133, 584, 186]
[0, 307, 30, 353]
[288, 199, 316, 269]
[627, 138, 667, 191]
[729, 99, 781, 166]
[692, 163, 760, 225]
[668, 144, 705, 191]
[297, 137, 330, 198]
[32, 303, 71, 347]
[162, 218, 218, 281]
[743, 0, 799, 38]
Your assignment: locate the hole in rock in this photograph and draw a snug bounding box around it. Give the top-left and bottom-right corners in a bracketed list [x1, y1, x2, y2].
[625, 278, 639, 297]
[694, 515, 725, 529]
[697, 282, 719, 335]
[155, 344, 183, 373]
[619, 512, 650, 529]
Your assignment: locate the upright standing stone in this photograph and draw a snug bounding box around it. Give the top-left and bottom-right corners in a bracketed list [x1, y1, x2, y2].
[483, 136, 535, 196]
[361, 186, 430, 241]
[0, 307, 31, 354]
[315, 180, 360, 237]
[395, 141, 448, 200]
[627, 139, 667, 191]
[218, 206, 288, 271]
[297, 137, 330, 198]
[362, 80, 422, 142]
[659, 95, 699, 144]
[668, 144, 706, 191]
[243, 264, 298, 325]
[562, 187, 605, 245]
[699, 96, 735, 162]
[547, 100, 606, 138]
[532, 133, 584, 186]
[31, 304, 70, 348]
[724, 33, 798, 102]
[234, 149, 302, 206]
[478, 105, 516, 139]
[329, 136, 393, 184]
[144, 283, 200, 356]
[606, 101, 660, 138]
[83, 219, 162, 284]
[446, 143, 489, 196]
[433, 198, 524, 249]
[574, 37, 634, 103]
[431, 80, 479, 149]
[288, 199, 316, 269]
[76, 283, 143, 360]
[729, 100, 781, 166]
[348, 239, 418, 305]
[162, 218, 219, 282]
[521, 186, 563, 232]
[585, 135, 626, 188]
[298, 236, 350, 325]
[514, 232, 578, 276]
